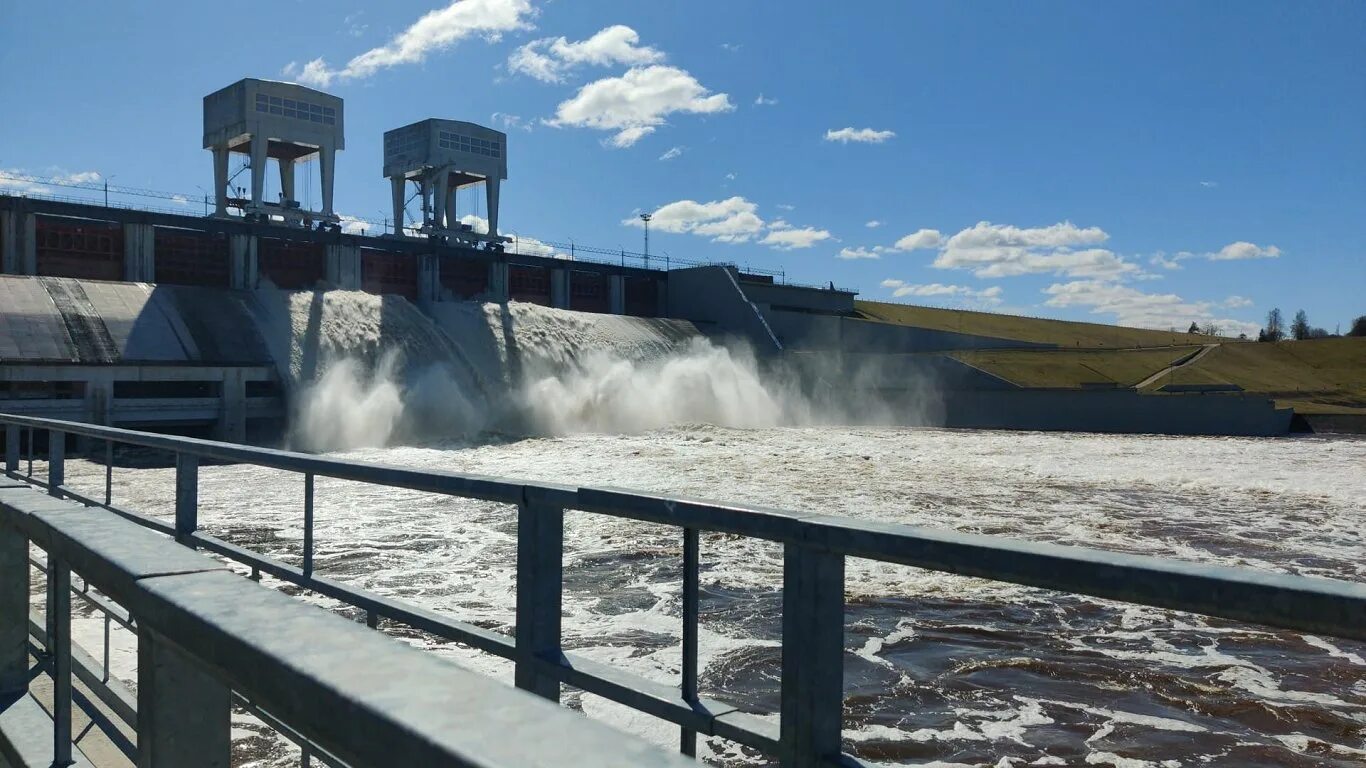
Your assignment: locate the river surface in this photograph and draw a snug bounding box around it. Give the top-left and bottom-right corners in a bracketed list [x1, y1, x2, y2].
[56, 426, 1366, 767]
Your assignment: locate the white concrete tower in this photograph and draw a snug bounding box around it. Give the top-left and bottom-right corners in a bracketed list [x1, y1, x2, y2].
[203, 78, 344, 226]
[382, 119, 508, 245]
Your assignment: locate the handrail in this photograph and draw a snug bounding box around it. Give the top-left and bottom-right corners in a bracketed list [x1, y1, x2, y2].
[2, 413, 1364, 768]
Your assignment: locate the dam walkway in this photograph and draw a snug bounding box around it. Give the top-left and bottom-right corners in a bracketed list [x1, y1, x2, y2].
[0, 413, 1363, 768]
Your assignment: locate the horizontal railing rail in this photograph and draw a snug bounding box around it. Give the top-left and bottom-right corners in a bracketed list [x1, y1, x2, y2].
[2, 413, 1364, 768]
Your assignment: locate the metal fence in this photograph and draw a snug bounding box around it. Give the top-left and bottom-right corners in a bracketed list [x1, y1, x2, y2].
[2, 413, 1363, 767]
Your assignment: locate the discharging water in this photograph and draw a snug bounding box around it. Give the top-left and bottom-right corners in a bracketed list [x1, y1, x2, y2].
[59, 428, 1366, 767]
[44, 292, 1366, 766]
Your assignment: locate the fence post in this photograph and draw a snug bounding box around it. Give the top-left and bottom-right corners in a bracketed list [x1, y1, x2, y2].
[514, 489, 564, 702]
[3, 423, 17, 475]
[47, 429, 64, 497]
[51, 557, 73, 766]
[779, 545, 845, 767]
[0, 519, 27, 696]
[175, 453, 198, 546]
[138, 626, 231, 767]
[681, 527, 700, 756]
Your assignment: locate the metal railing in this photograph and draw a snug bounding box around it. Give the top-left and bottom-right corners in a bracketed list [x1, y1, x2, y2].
[2, 413, 1364, 768]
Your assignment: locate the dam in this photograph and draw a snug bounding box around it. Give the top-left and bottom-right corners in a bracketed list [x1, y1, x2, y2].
[4, 75, 1360, 768]
[0, 191, 1294, 439]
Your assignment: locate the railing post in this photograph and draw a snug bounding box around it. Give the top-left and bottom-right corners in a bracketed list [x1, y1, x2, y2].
[779, 545, 845, 768]
[175, 453, 198, 546]
[137, 626, 230, 767]
[514, 489, 564, 702]
[104, 438, 113, 506]
[303, 473, 314, 578]
[0, 519, 28, 696]
[3, 423, 17, 475]
[51, 557, 73, 767]
[681, 527, 700, 756]
[47, 429, 64, 497]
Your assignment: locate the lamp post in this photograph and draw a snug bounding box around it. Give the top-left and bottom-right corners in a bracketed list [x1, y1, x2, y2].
[639, 212, 652, 270]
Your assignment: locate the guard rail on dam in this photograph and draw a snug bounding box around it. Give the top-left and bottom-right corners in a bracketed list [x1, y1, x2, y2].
[1, 415, 1363, 767]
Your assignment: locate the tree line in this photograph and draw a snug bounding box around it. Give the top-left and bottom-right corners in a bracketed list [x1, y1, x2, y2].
[1257, 309, 1366, 341]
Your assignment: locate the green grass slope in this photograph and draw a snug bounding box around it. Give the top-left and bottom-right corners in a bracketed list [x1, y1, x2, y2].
[952, 347, 1202, 388]
[856, 300, 1228, 348]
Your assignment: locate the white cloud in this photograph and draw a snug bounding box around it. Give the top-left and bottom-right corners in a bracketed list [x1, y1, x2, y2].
[628, 196, 829, 250]
[724, 172, 737, 180]
[491, 112, 531, 131]
[824, 127, 895, 144]
[461, 214, 569, 258]
[754, 93, 778, 106]
[1210, 241, 1281, 261]
[776, 204, 795, 211]
[1043, 280, 1259, 336]
[893, 228, 942, 251]
[659, 146, 683, 161]
[1200, 180, 1218, 188]
[626, 196, 764, 243]
[0, 168, 102, 195]
[760, 226, 831, 250]
[548, 65, 733, 147]
[338, 214, 370, 235]
[865, 220, 883, 228]
[837, 247, 883, 260]
[508, 25, 663, 83]
[1223, 295, 1253, 308]
[285, 0, 535, 87]
[720, 42, 741, 52]
[930, 221, 1137, 279]
[880, 279, 1003, 304]
[1149, 252, 1182, 270]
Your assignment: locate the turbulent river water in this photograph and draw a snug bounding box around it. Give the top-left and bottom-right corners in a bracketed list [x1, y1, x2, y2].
[38, 293, 1366, 766]
[60, 427, 1366, 767]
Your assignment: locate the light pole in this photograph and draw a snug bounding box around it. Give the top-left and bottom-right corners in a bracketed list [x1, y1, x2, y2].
[103, 175, 116, 207]
[639, 212, 652, 270]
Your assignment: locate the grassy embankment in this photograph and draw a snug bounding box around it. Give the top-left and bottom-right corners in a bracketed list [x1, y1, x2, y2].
[855, 300, 1366, 414]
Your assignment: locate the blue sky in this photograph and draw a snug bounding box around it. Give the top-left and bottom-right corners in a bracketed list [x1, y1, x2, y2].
[2, 1, 1362, 335]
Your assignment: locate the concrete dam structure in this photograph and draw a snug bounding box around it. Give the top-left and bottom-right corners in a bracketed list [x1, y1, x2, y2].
[0, 193, 1293, 439]
[0, 72, 1295, 439]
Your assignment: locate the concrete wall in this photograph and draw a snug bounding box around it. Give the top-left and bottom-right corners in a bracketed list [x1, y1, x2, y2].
[740, 280, 856, 315]
[665, 266, 782, 353]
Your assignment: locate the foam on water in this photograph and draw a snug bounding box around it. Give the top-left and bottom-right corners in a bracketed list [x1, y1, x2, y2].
[54, 426, 1366, 767]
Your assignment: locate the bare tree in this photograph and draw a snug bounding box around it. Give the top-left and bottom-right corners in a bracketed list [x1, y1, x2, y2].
[1200, 321, 1222, 337]
[1264, 308, 1284, 341]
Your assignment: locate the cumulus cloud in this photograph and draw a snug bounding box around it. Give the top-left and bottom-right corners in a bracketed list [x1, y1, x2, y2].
[893, 228, 942, 251]
[1044, 280, 1259, 337]
[0, 168, 102, 195]
[508, 25, 663, 83]
[338, 214, 370, 235]
[658, 146, 683, 161]
[462, 214, 569, 258]
[284, 0, 535, 87]
[1210, 241, 1281, 261]
[625, 196, 764, 243]
[929, 221, 1139, 279]
[881, 279, 1003, 304]
[627, 196, 828, 250]
[865, 220, 883, 228]
[754, 93, 778, 106]
[548, 65, 733, 147]
[1223, 295, 1253, 308]
[837, 247, 884, 260]
[760, 225, 832, 250]
[1149, 253, 1182, 270]
[824, 127, 895, 144]
[491, 112, 531, 131]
